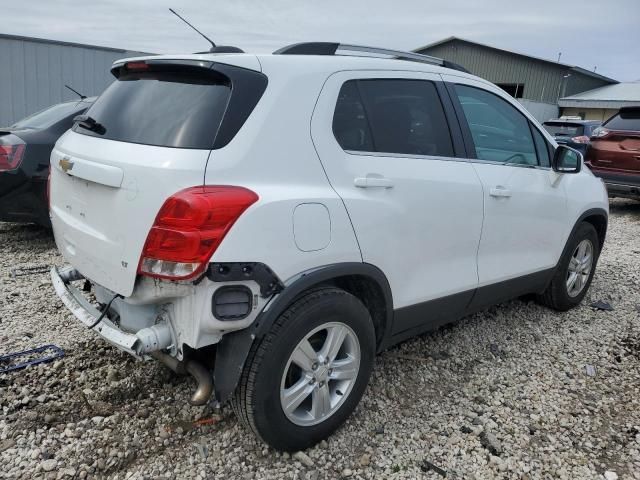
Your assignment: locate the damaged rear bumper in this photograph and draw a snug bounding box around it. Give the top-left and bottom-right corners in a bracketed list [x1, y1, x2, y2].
[50, 265, 141, 357]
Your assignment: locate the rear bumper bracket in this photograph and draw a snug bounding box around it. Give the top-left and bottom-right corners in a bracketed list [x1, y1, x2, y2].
[50, 266, 140, 357]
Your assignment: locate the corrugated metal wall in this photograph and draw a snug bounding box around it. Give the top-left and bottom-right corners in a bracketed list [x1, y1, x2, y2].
[0, 35, 147, 126]
[564, 75, 609, 98]
[419, 39, 610, 105]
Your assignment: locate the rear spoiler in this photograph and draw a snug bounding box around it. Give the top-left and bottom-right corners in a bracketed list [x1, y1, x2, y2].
[110, 59, 215, 78]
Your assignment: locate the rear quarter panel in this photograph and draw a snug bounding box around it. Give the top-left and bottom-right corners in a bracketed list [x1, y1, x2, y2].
[205, 64, 362, 284]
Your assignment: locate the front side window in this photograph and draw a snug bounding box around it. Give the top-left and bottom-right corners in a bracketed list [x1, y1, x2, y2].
[455, 84, 537, 166]
[531, 126, 551, 167]
[333, 79, 454, 157]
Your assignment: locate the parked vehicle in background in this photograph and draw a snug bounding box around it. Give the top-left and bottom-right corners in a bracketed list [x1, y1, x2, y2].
[543, 118, 601, 155]
[0, 97, 95, 226]
[586, 107, 640, 200]
[49, 44, 608, 451]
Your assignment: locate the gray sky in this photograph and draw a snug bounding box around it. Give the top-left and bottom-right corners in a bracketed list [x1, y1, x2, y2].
[2, 0, 639, 81]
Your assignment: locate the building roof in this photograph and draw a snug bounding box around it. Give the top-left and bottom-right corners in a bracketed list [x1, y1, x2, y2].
[414, 36, 617, 84]
[558, 82, 640, 109]
[0, 32, 151, 55]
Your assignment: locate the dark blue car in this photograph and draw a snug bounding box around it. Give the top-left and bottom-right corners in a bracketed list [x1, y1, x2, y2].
[543, 118, 601, 155]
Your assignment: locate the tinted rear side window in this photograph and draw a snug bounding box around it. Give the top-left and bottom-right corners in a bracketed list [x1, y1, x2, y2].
[333, 79, 454, 157]
[604, 110, 640, 131]
[76, 70, 230, 149]
[332, 81, 374, 152]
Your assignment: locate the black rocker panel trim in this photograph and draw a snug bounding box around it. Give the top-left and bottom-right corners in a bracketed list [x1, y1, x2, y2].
[465, 268, 554, 314]
[386, 268, 555, 348]
[390, 290, 473, 337]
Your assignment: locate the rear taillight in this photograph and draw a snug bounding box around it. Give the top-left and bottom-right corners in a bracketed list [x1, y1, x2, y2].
[591, 127, 610, 139]
[0, 135, 26, 172]
[138, 186, 258, 280]
[570, 135, 590, 144]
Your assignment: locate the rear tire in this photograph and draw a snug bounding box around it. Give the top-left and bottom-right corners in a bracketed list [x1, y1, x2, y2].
[537, 222, 600, 311]
[231, 287, 375, 451]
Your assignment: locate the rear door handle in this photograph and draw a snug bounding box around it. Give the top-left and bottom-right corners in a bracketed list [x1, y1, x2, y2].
[354, 176, 394, 188]
[489, 186, 512, 198]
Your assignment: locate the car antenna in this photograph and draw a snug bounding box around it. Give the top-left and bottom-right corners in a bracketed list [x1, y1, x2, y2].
[65, 84, 86, 100]
[168, 8, 244, 54]
[169, 7, 216, 51]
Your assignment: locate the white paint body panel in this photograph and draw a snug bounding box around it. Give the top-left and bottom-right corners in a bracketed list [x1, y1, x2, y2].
[293, 204, 331, 252]
[441, 73, 608, 284]
[205, 60, 362, 283]
[50, 131, 210, 297]
[311, 70, 484, 309]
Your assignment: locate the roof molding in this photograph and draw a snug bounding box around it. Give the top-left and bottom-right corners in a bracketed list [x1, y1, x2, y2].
[414, 36, 617, 84]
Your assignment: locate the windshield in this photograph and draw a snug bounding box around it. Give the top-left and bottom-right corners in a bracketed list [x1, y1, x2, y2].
[75, 70, 232, 149]
[12, 101, 87, 129]
[543, 123, 584, 137]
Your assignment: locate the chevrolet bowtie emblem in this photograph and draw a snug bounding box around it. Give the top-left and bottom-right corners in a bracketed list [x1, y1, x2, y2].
[59, 157, 74, 173]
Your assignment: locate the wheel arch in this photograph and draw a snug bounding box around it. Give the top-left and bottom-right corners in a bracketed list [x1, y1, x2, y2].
[212, 263, 393, 404]
[580, 210, 608, 251]
[572, 208, 608, 252]
[254, 263, 394, 350]
[557, 208, 608, 268]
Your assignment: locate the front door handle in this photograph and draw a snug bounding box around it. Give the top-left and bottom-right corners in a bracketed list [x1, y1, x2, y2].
[354, 176, 394, 188]
[489, 186, 512, 198]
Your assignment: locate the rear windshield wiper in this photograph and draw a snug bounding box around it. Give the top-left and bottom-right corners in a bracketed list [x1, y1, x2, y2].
[74, 115, 106, 135]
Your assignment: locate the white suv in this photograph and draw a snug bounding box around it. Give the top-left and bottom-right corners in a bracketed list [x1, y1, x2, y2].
[49, 43, 608, 451]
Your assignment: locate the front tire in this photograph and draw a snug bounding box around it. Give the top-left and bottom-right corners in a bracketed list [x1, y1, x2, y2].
[537, 222, 600, 311]
[231, 287, 375, 451]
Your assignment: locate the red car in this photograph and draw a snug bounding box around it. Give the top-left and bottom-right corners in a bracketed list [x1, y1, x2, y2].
[586, 107, 640, 200]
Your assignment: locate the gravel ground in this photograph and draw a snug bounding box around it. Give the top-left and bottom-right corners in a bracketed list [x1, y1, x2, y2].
[1, 199, 639, 480]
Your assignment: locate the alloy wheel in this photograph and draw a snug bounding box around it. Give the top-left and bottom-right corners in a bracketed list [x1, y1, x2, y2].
[566, 239, 594, 297]
[280, 322, 361, 426]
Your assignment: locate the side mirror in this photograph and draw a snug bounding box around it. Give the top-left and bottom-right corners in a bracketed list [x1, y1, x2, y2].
[552, 145, 582, 173]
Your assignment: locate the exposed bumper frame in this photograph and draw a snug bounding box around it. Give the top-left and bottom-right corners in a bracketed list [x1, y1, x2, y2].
[50, 266, 140, 357]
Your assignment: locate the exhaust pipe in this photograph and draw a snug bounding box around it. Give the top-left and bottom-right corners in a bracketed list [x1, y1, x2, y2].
[151, 351, 213, 406]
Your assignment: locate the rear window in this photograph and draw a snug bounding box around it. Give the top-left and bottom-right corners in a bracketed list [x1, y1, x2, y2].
[604, 110, 640, 131]
[75, 70, 232, 149]
[543, 123, 584, 137]
[12, 101, 87, 129]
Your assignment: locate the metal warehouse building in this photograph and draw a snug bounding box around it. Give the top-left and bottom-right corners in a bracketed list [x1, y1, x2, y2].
[559, 82, 640, 121]
[415, 37, 618, 122]
[0, 33, 148, 127]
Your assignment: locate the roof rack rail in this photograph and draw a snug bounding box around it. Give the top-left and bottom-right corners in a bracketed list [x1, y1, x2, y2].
[273, 42, 470, 74]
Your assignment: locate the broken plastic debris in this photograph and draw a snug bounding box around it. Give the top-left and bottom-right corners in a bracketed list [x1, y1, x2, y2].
[421, 459, 447, 477]
[589, 300, 613, 311]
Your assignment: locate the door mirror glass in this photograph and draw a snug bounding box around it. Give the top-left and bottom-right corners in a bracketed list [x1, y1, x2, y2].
[552, 145, 582, 173]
